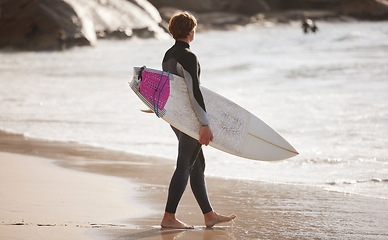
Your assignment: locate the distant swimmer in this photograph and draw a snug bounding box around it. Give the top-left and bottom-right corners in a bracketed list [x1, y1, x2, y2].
[310, 20, 318, 33]
[302, 17, 310, 34]
[301, 17, 318, 34]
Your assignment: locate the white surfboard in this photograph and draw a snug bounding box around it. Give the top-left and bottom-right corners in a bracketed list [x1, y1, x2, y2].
[130, 66, 298, 161]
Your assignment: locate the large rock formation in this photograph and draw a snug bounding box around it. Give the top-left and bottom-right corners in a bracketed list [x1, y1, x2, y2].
[65, 0, 166, 39]
[0, 0, 167, 51]
[1, 0, 387, 51]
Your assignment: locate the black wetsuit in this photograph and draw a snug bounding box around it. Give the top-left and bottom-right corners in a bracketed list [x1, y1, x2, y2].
[162, 40, 212, 214]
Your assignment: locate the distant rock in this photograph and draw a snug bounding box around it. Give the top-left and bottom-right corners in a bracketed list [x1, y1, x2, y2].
[1, 0, 386, 51]
[0, 0, 86, 51]
[149, 0, 273, 14]
[337, 0, 388, 20]
[195, 12, 251, 31]
[65, 0, 166, 39]
[150, 0, 388, 21]
[0, 0, 167, 51]
[158, 7, 251, 31]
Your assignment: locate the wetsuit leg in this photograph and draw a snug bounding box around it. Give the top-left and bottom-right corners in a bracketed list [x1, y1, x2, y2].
[165, 126, 213, 214]
[190, 148, 212, 214]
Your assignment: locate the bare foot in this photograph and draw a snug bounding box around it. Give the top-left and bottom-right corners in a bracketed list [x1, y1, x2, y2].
[161, 212, 194, 229]
[204, 211, 236, 228]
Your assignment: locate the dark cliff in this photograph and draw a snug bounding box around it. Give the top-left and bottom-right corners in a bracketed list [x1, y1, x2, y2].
[0, 0, 167, 51]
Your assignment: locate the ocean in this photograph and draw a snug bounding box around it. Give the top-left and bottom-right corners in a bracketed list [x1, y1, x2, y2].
[1, 21, 387, 200]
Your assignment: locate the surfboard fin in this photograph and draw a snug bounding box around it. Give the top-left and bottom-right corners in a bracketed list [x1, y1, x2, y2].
[140, 109, 154, 113]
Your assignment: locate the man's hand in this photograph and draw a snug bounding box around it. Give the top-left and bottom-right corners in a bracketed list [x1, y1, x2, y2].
[199, 126, 213, 146]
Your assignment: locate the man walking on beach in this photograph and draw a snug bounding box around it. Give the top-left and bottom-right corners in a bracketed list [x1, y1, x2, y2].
[160, 12, 236, 229]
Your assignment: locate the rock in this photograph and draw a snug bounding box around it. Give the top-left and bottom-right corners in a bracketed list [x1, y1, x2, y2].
[250, 10, 342, 25]
[65, 0, 166, 39]
[150, 0, 388, 20]
[278, 0, 337, 10]
[0, 0, 92, 51]
[148, 0, 274, 14]
[337, 0, 388, 20]
[158, 7, 250, 31]
[196, 12, 251, 31]
[280, 0, 388, 20]
[0, 0, 167, 51]
[158, 7, 183, 23]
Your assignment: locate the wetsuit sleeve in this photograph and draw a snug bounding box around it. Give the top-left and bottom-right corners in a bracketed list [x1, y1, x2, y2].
[177, 53, 209, 126]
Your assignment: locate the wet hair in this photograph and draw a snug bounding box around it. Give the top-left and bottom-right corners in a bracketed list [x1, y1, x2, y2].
[168, 12, 197, 40]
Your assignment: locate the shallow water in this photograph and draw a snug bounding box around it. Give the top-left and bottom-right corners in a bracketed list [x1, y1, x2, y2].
[1, 21, 387, 200]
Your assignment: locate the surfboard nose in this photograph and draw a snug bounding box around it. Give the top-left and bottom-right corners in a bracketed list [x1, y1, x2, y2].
[288, 145, 299, 156]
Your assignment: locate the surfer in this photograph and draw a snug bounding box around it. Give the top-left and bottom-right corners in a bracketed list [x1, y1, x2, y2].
[310, 20, 318, 33]
[301, 16, 318, 34]
[160, 12, 236, 229]
[301, 16, 310, 34]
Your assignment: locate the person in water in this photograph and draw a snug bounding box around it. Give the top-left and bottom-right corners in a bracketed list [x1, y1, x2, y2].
[310, 20, 318, 33]
[160, 12, 236, 229]
[302, 16, 318, 34]
[301, 16, 311, 34]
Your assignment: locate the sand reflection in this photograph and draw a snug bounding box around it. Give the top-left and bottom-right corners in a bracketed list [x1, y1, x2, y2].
[160, 227, 233, 240]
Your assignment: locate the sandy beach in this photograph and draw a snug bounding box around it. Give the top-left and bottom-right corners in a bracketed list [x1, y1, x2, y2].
[1, 18, 388, 239]
[0, 151, 150, 240]
[1, 130, 387, 240]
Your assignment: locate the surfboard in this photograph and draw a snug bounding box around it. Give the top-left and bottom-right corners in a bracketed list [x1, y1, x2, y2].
[129, 66, 298, 161]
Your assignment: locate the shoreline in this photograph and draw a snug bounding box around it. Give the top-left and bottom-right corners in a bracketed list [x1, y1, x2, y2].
[2, 15, 387, 53]
[1, 130, 388, 239]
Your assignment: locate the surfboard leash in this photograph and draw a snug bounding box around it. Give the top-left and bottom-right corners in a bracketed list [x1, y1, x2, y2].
[152, 70, 170, 118]
[152, 71, 163, 118]
[157, 71, 170, 116]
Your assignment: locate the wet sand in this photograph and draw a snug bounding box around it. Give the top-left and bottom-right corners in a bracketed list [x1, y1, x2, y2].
[1, 130, 387, 239]
[0, 152, 150, 240]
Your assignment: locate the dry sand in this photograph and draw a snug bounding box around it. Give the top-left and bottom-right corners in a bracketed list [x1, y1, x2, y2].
[0, 151, 150, 240]
[1, 130, 387, 239]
